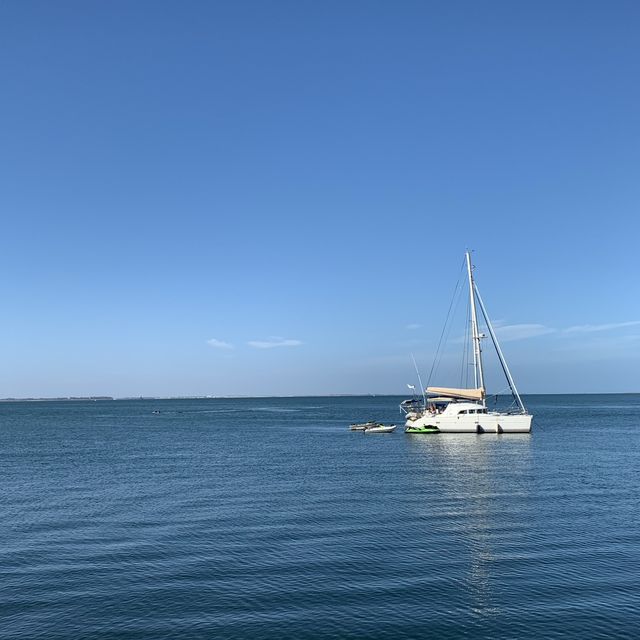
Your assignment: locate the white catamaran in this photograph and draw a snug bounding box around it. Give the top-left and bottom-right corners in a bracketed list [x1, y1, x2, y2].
[403, 252, 533, 434]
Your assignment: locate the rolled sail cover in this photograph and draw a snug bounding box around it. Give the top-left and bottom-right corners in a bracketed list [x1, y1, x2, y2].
[426, 387, 485, 401]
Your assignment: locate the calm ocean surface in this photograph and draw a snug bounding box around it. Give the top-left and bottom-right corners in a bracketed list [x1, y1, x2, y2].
[2, 394, 640, 639]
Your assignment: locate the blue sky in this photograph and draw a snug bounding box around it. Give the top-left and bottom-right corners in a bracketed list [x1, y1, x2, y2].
[1, 0, 639, 397]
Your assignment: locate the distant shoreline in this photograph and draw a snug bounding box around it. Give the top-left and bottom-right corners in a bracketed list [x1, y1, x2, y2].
[0, 392, 638, 403]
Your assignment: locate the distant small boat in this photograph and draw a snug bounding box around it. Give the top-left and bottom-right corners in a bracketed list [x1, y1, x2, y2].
[350, 421, 380, 431]
[364, 424, 397, 434]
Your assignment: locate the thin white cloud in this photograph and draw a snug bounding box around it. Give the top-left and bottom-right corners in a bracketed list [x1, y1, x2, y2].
[248, 337, 303, 349]
[564, 321, 640, 333]
[206, 338, 234, 350]
[553, 332, 640, 354]
[494, 324, 556, 342]
[406, 323, 422, 330]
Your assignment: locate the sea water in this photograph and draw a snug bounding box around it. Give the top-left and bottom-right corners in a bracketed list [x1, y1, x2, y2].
[2, 395, 640, 639]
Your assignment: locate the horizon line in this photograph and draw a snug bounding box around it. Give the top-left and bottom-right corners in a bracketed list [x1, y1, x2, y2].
[1, 391, 639, 402]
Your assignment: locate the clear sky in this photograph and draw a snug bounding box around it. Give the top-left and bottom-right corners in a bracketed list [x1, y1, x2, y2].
[1, 0, 639, 397]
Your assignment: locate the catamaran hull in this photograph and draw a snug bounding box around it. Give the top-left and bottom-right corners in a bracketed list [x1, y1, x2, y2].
[405, 413, 532, 434]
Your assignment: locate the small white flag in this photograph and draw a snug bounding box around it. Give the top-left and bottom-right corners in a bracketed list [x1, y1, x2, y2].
[407, 384, 416, 390]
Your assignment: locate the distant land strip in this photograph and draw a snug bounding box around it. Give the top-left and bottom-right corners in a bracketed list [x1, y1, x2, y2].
[1, 394, 390, 402]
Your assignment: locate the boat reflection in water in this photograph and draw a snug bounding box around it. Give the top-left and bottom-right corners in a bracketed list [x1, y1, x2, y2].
[404, 433, 533, 620]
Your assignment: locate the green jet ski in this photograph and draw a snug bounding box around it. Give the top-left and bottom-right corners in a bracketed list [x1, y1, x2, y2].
[405, 425, 439, 434]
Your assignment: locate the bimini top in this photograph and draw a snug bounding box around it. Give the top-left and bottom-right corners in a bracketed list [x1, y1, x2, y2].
[426, 386, 485, 401]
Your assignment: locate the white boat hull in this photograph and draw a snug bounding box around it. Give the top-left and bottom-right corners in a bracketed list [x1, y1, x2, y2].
[364, 425, 397, 434]
[406, 413, 532, 434]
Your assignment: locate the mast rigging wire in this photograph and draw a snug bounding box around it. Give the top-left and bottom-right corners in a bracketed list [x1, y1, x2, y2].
[425, 257, 467, 389]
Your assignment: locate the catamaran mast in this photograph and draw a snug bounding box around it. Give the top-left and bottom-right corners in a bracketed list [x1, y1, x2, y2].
[466, 251, 485, 399]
